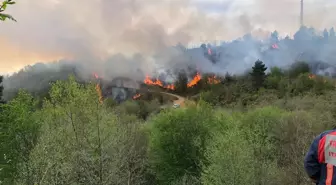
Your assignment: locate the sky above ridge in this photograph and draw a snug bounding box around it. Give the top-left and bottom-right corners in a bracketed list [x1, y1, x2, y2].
[1, 0, 336, 74]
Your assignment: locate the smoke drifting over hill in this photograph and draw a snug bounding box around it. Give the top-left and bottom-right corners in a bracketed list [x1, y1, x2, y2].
[2, 0, 336, 99]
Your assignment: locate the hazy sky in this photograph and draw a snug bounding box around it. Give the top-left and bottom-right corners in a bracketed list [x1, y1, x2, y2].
[1, 0, 336, 74]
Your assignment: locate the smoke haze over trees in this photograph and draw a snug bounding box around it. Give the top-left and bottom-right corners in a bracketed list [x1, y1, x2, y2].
[4, 25, 336, 100]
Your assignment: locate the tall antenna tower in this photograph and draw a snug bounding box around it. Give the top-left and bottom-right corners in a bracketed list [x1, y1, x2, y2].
[300, 0, 304, 27]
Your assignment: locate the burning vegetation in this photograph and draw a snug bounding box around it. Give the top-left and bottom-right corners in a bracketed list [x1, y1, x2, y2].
[92, 70, 223, 103]
[144, 75, 175, 90]
[93, 73, 103, 103]
[143, 72, 221, 89]
[308, 74, 316, 79]
[133, 93, 141, 100]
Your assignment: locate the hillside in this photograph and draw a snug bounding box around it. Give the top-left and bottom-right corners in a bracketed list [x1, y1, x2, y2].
[1, 60, 334, 185]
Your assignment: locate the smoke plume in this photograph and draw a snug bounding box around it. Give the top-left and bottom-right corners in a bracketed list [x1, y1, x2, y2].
[2, 0, 336, 99]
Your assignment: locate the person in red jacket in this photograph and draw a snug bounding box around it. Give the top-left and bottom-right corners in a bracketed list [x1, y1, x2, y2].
[304, 130, 336, 185]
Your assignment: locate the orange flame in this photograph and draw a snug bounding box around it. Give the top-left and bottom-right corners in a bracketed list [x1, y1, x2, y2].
[133, 93, 141, 100]
[308, 74, 329, 84]
[308, 74, 316, 79]
[144, 72, 203, 89]
[93, 73, 103, 103]
[144, 75, 175, 90]
[187, 72, 201, 87]
[207, 75, 221, 84]
[144, 75, 163, 86]
[165, 84, 175, 90]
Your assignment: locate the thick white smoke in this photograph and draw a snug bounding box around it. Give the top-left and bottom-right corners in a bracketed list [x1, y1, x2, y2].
[2, 0, 336, 73]
[2, 0, 336, 99]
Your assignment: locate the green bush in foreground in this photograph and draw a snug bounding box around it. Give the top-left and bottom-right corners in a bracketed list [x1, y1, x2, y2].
[0, 90, 39, 184]
[201, 107, 327, 185]
[147, 103, 221, 184]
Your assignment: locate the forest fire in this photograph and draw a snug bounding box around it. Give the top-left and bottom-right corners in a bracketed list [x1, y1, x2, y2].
[187, 73, 201, 87]
[133, 93, 141, 100]
[143, 73, 202, 89]
[308, 74, 316, 79]
[308, 74, 329, 83]
[90, 71, 222, 103]
[143, 72, 220, 89]
[144, 75, 175, 90]
[93, 73, 103, 103]
[207, 75, 221, 84]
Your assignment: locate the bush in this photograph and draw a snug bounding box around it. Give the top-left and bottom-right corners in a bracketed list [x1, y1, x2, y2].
[202, 112, 257, 185]
[238, 107, 287, 184]
[290, 73, 315, 95]
[0, 90, 40, 184]
[271, 111, 328, 185]
[116, 100, 160, 120]
[202, 107, 288, 185]
[147, 102, 219, 184]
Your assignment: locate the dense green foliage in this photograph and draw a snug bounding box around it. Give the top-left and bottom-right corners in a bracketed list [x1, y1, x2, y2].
[1, 60, 335, 185]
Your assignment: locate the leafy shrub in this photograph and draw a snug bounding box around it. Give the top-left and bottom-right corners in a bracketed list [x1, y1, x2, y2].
[147, 102, 219, 184]
[202, 112, 256, 185]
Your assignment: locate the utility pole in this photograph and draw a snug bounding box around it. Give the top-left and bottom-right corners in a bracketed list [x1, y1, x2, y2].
[300, 0, 304, 27]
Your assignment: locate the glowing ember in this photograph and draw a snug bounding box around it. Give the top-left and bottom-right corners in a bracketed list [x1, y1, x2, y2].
[308, 74, 316, 79]
[133, 93, 141, 100]
[165, 84, 175, 90]
[207, 76, 221, 84]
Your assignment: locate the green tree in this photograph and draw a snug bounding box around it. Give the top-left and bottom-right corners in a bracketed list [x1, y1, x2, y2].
[265, 67, 284, 89]
[147, 102, 219, 184]
[202, 126, 256, 185]
[0, 90, 39, 184]
[0, 0, 16, 21]
[20, 76, 148, 185]
[175, 70, 188, 94]
[250, 60, 267, 89]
